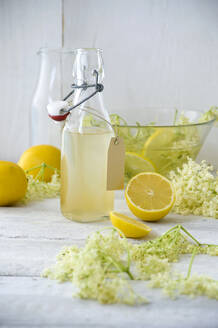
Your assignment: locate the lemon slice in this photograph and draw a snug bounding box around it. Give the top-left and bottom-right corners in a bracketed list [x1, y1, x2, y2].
[110, 211, 152, 238]
[144, 128, 175, 149]
[125, 152, 156, 179]
[143, 129, 176, 174]
[125, 172, 175, 221]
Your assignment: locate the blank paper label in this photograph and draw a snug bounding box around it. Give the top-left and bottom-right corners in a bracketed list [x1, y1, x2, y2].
[107, 137, 125, 190]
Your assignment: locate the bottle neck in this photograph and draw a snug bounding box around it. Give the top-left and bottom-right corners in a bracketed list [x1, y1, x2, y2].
[36, 50, 75, 101]
[72, 49, 104, 85]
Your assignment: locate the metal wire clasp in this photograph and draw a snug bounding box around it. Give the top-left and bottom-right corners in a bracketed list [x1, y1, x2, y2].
[61, 70, 104, 115]
[58, 70, 118, 139]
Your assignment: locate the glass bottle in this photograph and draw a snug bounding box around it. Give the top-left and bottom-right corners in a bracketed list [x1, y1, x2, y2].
[30, 48, 75, 147]
[61, 48, 114, 222]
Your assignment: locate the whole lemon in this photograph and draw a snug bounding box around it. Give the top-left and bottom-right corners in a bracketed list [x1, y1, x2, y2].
[18, 145, 61, 182]
[0, 161, 27, 206]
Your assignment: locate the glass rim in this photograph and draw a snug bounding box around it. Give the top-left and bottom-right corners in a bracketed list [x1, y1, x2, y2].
[114, 118, 215, 128]
[112, 108, 216, 128]
[37, 47, 103, 55]
[74, 48, 103, 53]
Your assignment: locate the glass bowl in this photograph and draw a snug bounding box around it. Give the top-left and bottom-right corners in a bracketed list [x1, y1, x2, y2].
[112, 108, 215, 180]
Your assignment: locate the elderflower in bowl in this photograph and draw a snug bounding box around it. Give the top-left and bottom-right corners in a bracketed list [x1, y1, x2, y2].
[110, 107, 217, 180]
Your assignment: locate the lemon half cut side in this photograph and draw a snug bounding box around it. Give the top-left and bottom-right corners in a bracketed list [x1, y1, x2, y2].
[125, 172, 175, 221]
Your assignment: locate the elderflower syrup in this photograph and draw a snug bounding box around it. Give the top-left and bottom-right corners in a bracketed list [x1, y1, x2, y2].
[61, 127, 114, 222]
[60, 48, 114, 222]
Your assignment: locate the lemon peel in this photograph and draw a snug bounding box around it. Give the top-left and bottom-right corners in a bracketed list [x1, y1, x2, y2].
[0, 161, 27, 205]
[110, 211, 152, 238]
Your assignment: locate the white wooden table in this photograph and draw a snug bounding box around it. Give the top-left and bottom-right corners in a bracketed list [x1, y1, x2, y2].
[1, 192, 218, 328]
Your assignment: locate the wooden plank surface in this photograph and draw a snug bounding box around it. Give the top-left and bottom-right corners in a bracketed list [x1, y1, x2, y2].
[0, 277, 218, 328]
[0, 195, 218, 327]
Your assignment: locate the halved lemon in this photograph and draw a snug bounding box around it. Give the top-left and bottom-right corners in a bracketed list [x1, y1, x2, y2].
[125, 172, 175, 221]
[125, 152, 156, 179]
[142, 129, 176, 174]
[143, 128, 175, 152]
[110, 211, 152, 238]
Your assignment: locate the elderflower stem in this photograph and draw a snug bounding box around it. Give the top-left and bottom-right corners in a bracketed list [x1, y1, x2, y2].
[180, 226, 201, 246]
[96, 227, 134, 280]
[44, 163, 60, 172]
[25, 162, 59, 174]
[173, 108, 178, 125]
[25, 162, 60, 182]
[160, 225, 180, 238]
[201, 243, 218, 247]
[97, 227, 133, 274]
[125, 268, 134, 280]
[186, 247, 197, 279]
[105, 255, 123, 273]
[25, 164, 46, 173]
[105, 254, 134, 280]
[39, 163, 46, 180]
[35, 165, 45, 181]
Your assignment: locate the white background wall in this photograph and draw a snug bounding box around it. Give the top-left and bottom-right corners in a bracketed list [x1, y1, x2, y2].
[0, 0, 218, 166]
[0, 0, 62, 161]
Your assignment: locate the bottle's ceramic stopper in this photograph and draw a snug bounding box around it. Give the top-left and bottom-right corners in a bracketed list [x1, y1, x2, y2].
[47, 101, 69, 121]
[47, 70, 103, 122]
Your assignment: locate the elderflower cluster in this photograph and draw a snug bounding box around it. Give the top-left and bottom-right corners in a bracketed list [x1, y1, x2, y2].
[23, 172, 60, 203]
[169, 158, 218, 218]
[149, 272, 218, 300]
[198, 106, 218, 125]
[43, 225, 218, 305]
[43, 229, 146, 305]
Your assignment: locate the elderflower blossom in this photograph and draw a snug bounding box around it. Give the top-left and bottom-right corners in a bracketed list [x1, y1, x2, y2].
[23, 172, 60, 203]
[43, 229, 146, 305]
[198, 106, 218, 125]
[149, 272, 218, 300]
[169, 158, 218, 218]
[43, 225, 218, 305]
[130, 225, 197, 263]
